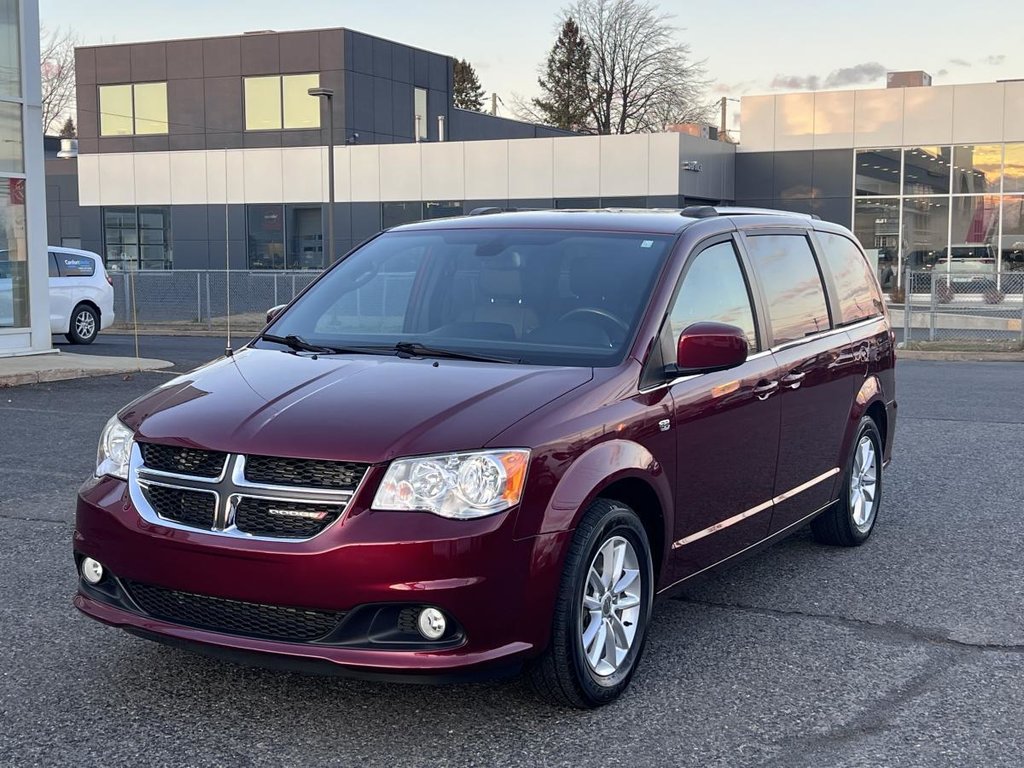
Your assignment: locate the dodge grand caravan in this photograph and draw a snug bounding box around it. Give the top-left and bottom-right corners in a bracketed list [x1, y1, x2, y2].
[74, 207, 896, 708]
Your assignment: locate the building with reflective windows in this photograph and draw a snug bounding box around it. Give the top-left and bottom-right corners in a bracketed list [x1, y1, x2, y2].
[1, 0, 49, 356]
[737, 78, 1024, 288]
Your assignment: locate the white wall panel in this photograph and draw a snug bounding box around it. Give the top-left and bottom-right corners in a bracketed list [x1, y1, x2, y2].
[902, 85, 954, 146]
[738, 95, 776, 152]
[77, 154, 101, 206]
[508, 138, 553, 198]
[599, 134, 648, 196]
[281, 146, 323, 203]
[952, 83, 1004, 144]
[853, 88, 904, 148]
[647, 133, 680, 196]
[133, 152, 171, 205]
[332, 146, 350, 202]
[553, 135, 600, 196]
[1002, 81, 1024, 142]
[98, 154, 135, 206]
[421, 142, 465, 200]
[242, 148, 283, 203]
[813, 90, 856, 149]
[464, 140, 509, 199]
[169, 151, 207, 204]
[378, 143, 420, 201]
[774, 92, 816, 150]
[348, 144, 381, 202]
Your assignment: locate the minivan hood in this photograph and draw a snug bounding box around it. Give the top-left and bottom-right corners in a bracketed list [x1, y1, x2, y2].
[121, 347, 593, 464]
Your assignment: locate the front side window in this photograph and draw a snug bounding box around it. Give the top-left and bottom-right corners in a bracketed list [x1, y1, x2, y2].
[99, 83, 168, 136]
[245, 74, 321, 131]
[668, 240, 758, 352]
[746, 234, 830, 344]
[817, 232, 884, 325]
[263, 229, 673, 367]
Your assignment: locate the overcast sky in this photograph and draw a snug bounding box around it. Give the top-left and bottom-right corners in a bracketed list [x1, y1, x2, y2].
[40, 0, 1024, 133]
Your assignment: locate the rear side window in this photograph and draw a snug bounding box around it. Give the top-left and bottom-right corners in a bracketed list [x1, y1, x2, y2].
[669, 240, 758, 352]
[48, 253, 60, 277]
[745, 234, 830, 345]
[54, 253, 96, 277]
[817, 232, 884, 325]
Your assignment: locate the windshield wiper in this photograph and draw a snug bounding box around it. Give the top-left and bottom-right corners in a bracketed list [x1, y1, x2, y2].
[257, 333, 378, 356]
[393, 341, 519, 364]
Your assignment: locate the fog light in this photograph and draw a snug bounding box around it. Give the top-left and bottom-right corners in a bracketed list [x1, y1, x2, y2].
[81, 557, 104, 585]
[417, 607, 447, 640]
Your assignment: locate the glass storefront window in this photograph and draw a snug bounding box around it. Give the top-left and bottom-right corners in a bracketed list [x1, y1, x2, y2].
[244, 77, 282, 131]
[0, 0, 20, 99]
[103, 207, 171, 270]
[904, 146, 951, 196]
[0, 177, 29, 327]
[99, 84, 134, 136]
[282, 74, 320, 129]
[1001, 196, 1024, 272]
[949, 195, 999, 267]
[133, 82, 168, 135]
[855, 149, 900, 196]
[247, 204, 285, 269]
[423, 201, 462, 220]
[286, 205, 323, 269]
[952, 145, 1002, 195]
[853, 198, 900, 289]
[902, 196, 949, 271]
[0, 101, 23, 173]
[1003, 144, 1024, 194]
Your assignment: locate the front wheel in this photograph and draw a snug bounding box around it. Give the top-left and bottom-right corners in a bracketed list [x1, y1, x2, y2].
[812, 415, 883, 546]
[66, 304, 99, 345]
[528, 498, 654, 708]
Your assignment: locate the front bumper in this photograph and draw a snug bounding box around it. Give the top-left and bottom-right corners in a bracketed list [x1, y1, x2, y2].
[74, 475, 571, 677]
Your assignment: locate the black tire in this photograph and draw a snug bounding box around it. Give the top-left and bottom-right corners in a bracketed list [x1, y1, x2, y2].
[66, 304, 99, 345]
[528, 498, 654, 708]
[812, 415, 883, 547]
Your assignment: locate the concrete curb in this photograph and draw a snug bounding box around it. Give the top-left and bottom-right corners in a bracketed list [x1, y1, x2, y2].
[896, 349, 1024, 362]
[0, 354, 175, 388]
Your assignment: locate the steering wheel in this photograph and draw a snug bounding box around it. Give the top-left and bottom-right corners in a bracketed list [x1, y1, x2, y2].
[557, 307, 630, 339]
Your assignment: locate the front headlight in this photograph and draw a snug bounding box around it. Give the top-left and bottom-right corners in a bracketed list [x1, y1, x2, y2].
[372, 449, 530, 520]
[95, 415, 134, 480]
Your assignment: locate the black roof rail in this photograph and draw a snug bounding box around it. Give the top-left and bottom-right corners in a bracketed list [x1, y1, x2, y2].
[681, 205, 820, 221]
[468, 207, 504, 216]
[679, 205, 718, 218]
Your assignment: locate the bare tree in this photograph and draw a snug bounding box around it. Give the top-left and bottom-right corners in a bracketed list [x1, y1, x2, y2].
[566, 0, 710, 134]
[40, 27, 77, 135]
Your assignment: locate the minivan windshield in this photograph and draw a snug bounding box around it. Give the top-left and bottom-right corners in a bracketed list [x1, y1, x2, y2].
[260, 228, 674, 367]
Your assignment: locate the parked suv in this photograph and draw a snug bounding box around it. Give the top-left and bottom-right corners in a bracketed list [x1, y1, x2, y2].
[75, 208, 896, 707]
[49, 247, 115, 344]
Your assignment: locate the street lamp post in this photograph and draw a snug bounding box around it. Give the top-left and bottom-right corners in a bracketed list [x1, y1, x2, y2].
[309, 87, 335, 265]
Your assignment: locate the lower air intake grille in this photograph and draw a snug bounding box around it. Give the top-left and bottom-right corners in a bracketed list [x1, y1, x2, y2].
[142, 485, 216, 529]
[234, 497, 344, 539]
[123, 581, 344, 642]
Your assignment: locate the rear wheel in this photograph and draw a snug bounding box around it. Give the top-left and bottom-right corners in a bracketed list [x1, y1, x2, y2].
[812, 415, 882, 546]
[66, 304, 99, 345]
[528, 498, 654, 708]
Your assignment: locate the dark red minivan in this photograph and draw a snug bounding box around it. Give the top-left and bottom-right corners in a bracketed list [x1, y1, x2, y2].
[75, 208, 896, 707]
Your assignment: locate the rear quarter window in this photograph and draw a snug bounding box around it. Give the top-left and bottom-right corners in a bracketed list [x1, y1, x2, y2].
[745, 233, 831, 345]
[55, 254, 96, 277]
[817, 232, 884, 325]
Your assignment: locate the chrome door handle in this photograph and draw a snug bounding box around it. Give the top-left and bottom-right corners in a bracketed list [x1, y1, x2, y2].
[781, 371, 807, 389]
[753, 379, 779, 400]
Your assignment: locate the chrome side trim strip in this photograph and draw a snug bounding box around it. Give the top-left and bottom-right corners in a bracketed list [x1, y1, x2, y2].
[670, 467, 839, 550]
[657, 499, 839, 595]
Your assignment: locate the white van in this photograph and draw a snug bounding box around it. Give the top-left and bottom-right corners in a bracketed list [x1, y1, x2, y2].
[48, 247, 115, 344]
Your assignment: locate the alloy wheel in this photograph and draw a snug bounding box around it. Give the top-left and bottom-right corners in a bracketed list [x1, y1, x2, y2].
[580, 535, 642, 677]
[849, 435, 878, 532]
[75, 310, 96, 340]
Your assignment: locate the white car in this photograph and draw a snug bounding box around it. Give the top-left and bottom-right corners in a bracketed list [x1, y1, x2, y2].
[49, 247, 115, 344]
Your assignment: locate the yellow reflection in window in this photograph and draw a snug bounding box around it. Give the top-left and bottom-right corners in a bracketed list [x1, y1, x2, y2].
[245, 76, 282, 131]
[283, 74, 320, 129]
[99, 84, 133, 136]
[133, 82, 168, 134]
[1004, 144, 1024, 193]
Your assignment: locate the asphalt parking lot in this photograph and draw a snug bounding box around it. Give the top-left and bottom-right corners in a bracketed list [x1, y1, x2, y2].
[2, 338, 1023, 767]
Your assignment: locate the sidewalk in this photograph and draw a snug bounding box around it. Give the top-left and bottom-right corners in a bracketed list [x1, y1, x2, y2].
[0, 351, 174, 387]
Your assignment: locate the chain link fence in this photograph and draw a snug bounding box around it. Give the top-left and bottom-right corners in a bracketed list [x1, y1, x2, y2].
[897, 269, 1024, 350]
[110, 270, 322, 333]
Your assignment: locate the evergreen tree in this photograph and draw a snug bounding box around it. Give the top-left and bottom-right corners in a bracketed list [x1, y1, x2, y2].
[453, 59, 486, 111]
[532, 18, 592, 131]
[58, 116, 77, 138]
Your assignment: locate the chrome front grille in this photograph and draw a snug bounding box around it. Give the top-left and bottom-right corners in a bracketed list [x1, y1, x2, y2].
[129, 444, 368, 542]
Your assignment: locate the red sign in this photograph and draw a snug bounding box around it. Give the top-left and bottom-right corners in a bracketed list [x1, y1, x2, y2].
[8, 178, 25, 205]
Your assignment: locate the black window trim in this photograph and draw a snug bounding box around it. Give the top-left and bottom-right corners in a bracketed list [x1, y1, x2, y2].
[736, 226, 834, 349]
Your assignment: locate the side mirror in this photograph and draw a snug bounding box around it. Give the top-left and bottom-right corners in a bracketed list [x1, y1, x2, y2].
[673, 322, 748, 375]
[266, 304, 287, 324]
